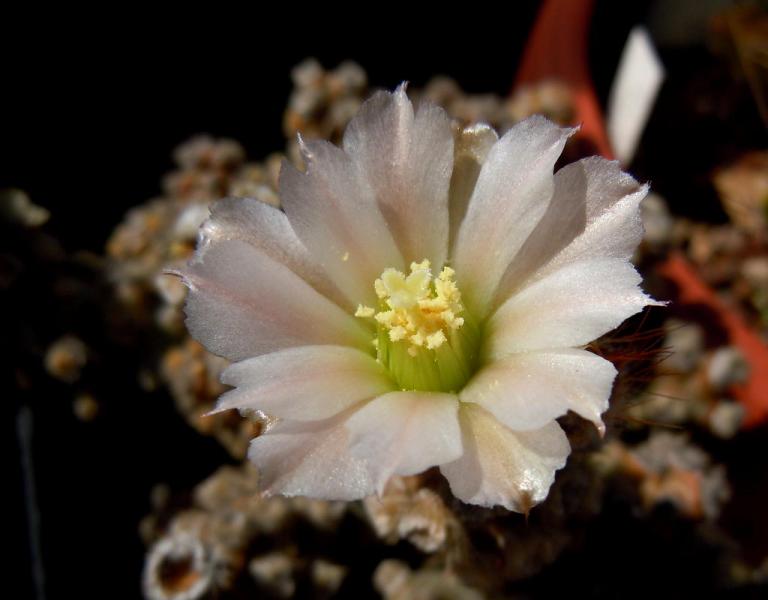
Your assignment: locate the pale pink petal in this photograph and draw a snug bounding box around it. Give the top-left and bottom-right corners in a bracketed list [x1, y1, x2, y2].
[181, 239, 371, 361]
[280, 138, 404, 307]
[248, 407, 375, 500]
[493, 157, 644, 306]
[452, 117, 575, 317]
[440, 404, 569, 512]
[536, 182, 648, 278]
[448, 123, 498, 249]
[345, 391, 462, 494]
[487, 258, 659, 359]
[460, 348, 616, 432]
[212, 345, 395, 420]
[197, 197, 344, 306]
[343, 85, 454, 267]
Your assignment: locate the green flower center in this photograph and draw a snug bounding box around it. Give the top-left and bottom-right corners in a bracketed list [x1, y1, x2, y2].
[356, 260, 480, 393]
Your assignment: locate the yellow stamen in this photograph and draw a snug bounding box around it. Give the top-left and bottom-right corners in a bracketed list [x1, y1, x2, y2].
[356, 260, 465, 356]
[355, 304, 375, 318]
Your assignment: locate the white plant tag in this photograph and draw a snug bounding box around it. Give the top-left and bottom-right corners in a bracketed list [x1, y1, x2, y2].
[607, 26, 665, 166]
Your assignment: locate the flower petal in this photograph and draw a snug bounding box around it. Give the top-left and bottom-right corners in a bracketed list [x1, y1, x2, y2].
[461, 348, 616, 432]
[493, 157, 644, 306]
[181, 239, 371, 361]
[487, 257, 658, 359]
[448, 123, 498, 250]
[343, 85, 454, 267]
[452, 116, 575, 317]
[248, 407, 375, 500]
[280, 138, 404, 307]
[197, 197, 344, 306]
[440, 403, 569, 512]
[535, 192, 650, 283]
[212, 345, 395, 420]
[345, 391, 462, 494]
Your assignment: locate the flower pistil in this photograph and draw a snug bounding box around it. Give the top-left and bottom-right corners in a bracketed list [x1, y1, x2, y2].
[356, 260, 479, 393]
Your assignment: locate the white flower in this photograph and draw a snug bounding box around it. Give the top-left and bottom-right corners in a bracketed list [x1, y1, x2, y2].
[178, 85, 660, 512]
